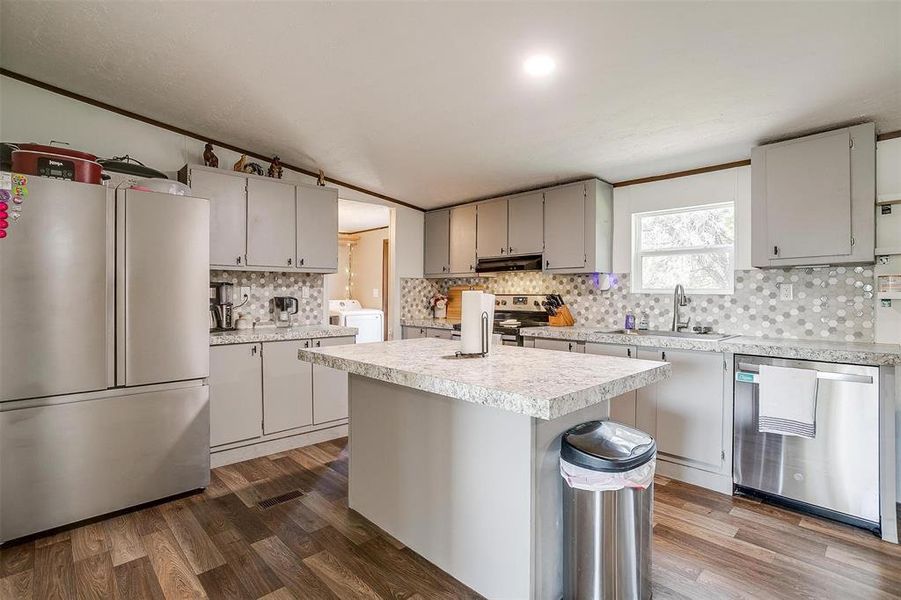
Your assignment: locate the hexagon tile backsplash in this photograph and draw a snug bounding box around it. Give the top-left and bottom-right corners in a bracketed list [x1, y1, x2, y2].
[401, 267, 876, 342]
[210, 270, 324, 325]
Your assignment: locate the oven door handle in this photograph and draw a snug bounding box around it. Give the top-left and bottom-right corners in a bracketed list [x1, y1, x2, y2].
[736, 363, 873, 385]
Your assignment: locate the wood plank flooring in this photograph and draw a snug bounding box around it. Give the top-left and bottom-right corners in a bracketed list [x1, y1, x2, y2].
[2, 437, 899, 599]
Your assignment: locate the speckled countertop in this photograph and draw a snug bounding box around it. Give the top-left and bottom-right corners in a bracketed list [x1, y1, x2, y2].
[400, 318, 459, 330]
[298, 338, 670, 420]
[520, 326, 901, 366]
[210, 324, 357, 346]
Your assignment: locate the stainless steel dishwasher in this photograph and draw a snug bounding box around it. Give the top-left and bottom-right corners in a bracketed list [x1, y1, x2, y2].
[733, 355, 881, 532]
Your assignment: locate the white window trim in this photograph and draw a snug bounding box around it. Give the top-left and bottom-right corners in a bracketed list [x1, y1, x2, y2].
[631, 201, 735, 295]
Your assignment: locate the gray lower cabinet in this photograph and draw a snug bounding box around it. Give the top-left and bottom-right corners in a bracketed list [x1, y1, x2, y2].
[449, 204, 477, 275]
[185, 167, 247, 268]
[247, 178, 296, 268]
[636, 348, 725, 471]
[424, 209, 450, 276]
[297, 184, 339, 271]
[262, 340, 313, 434]
[402, 326, 427, 339]
[533, 337, 585, 353]
[209, 344, 263, 446]
[312, 336, 354, 424]
[585, 342, 638, 427]
[426, 328, 453, 340]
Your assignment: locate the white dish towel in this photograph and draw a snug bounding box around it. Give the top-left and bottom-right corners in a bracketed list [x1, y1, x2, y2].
[758, 365, 818, 439]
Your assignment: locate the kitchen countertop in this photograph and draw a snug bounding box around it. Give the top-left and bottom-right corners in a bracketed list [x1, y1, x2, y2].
[519, 326, 901, 366]
[298, 337, 670, 420]
[400, 318, 459, 330]
[210, 324, 357, 346]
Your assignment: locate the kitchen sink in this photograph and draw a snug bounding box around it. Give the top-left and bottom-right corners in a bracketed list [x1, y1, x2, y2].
[600, 329, 736, 341]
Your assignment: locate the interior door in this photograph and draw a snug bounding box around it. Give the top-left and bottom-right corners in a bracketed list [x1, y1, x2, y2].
[507, 192, 544, 255]
[297, 184, 338, 270]
[764, 130, 852, 260]
[544, 184, 585, 270]
[262, 340, 313, 434]
[247, 178, 295, 268]
[189, 169, 247, 267]
[424, 209, 450, 275]
[449, 204, 477, 274]
[0, 178, 111, 402]
[119, 189, 209, 386]
[476, 198, 508, 259]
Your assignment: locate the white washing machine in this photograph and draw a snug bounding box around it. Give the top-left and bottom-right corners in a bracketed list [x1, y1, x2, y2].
[329, 299, 384, 343]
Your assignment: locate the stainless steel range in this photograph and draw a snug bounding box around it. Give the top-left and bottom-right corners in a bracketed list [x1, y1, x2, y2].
[454, 294, 550, 346]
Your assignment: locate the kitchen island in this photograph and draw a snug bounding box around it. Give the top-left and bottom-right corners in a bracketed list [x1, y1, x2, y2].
[298, 338, 670, 599]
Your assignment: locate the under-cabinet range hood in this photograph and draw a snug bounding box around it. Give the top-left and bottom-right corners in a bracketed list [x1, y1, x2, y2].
[476, 254, 543, 273]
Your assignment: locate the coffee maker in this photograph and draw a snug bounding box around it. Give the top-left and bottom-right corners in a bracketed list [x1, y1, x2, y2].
[272, 296, 299, 328]
[210, 282, 235, 330]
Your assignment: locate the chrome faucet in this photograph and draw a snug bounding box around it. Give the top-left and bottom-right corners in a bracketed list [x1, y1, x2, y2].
[672, 284, 691, 331]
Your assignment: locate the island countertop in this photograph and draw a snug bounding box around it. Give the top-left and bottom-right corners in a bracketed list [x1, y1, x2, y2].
[298, 337, 670, 420]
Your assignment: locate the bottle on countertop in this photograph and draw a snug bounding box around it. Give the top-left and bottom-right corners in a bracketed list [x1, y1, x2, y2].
[624, 310, 636, 331]
[638, 312, 649, 331]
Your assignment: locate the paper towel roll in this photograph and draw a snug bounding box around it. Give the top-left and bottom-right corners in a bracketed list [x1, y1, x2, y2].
[461, 291, 495, 355]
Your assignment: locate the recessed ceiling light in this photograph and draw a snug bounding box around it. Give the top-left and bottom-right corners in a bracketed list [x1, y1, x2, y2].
[523, 54, 555, 77]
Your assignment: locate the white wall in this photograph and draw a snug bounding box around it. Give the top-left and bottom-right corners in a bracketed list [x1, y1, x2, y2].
[611, 166, 752, 273]
[0, 74, 425, 336]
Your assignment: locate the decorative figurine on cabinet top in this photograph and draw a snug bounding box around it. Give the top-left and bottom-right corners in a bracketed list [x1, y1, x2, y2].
[268, 155, 283, 179]
[203, 142, 219, 168]
[245, 162, 265, 177]
[233, 154, 248, 172]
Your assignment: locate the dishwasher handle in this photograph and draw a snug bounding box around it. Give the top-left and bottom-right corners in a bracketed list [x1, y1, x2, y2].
[736, 363, 873, 385]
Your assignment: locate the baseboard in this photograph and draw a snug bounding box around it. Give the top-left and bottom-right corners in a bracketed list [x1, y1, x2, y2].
[656, 459, 733, 495]
[211, 423, 348, 468]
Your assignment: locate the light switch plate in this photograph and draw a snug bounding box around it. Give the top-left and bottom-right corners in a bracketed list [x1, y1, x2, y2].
[779, 283, 793, 301]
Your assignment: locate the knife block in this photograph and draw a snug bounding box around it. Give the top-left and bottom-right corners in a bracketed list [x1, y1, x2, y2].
[548, 305, 575, 327]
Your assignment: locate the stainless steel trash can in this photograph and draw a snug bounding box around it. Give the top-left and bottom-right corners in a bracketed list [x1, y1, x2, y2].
[561, 420, 656, 600]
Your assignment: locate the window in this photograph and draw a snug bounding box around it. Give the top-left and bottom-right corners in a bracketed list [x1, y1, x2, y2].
[631, 202, 735, 294]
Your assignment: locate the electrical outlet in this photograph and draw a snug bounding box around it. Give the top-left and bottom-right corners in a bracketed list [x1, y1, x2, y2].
[302, 285, 310, 299]
[779, 283, 793, 301]
[239, 286, 251, 303]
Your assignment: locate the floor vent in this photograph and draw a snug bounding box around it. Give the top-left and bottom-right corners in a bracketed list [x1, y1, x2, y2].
[257, 490, 304, 509]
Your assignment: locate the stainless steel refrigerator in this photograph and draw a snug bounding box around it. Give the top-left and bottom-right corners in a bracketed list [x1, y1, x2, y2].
[0, 176, 211, 543]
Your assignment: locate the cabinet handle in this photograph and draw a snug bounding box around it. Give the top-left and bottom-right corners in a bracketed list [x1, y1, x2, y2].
[299, 258, 305, 266]
[500, 247, 505, 254]
[315, 340, 321, 347]
[236, 256, 242, 265]
[627, 348, 632, 358]
[251, 345, 257, 356]
[568, 342, 573, 352]
[287, 258, 293, 266]
[470, 264, 474, 271]
[508, 246, 514, 253]
[546, 260, 550, 269]
[304, 340, 310, 348]
[773, 245, 779, 256]
[662, 351, 666, 361]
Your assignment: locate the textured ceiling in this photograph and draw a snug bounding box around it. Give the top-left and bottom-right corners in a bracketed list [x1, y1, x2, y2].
[1, 1, 899, 209]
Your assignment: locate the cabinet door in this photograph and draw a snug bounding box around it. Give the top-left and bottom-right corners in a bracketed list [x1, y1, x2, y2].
[402, 326, 427, 339]
[247, 178, 296, 268]
[210, 344, 262, 446]
[507, 192, 544, 255]
[534, 338, 584, 353]
[189, 169, 247, 267]
[312, 336, 354, 424]
[424, 210, 450, 275]
[636, 348, 724, 469]
[476, 198, 508, 259]
[297, 184, 338, 271]
[449, 205, 477, 274]
[585, 343, 637, 427]
[764, 130, 852, 260]
[262, 340, 313, 434]
[544, 184, 585, 270]
[426, 328, 453, 340]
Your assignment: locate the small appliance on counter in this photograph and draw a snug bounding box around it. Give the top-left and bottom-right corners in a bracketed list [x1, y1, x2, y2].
[210, 281, 235, 330]
[273, 296, 299, 327]
[544, 293, 575, 326]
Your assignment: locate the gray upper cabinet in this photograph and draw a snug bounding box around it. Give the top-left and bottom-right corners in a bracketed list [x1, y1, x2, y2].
[449, 204, 477, 275]
[297, 184, 338, 271]
[752, 123, 875, 267]
[247, 178, 296, 268]
[476, 198, 508, 259]
[181, 167, 247, 267]
[507, 192, 544, 255]
[544, 183, 587, 270]
[424, 209, 450, 276]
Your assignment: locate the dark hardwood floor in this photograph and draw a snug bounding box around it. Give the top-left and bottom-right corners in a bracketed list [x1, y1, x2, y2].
[2, 437, 899, 599]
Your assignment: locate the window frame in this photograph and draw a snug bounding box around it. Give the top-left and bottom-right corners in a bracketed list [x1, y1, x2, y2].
[631, 201, 735, 295]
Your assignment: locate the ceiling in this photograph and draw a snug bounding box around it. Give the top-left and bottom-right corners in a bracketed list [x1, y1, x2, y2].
[339, 199, 390, 233]
[1, 2, 899, 209]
